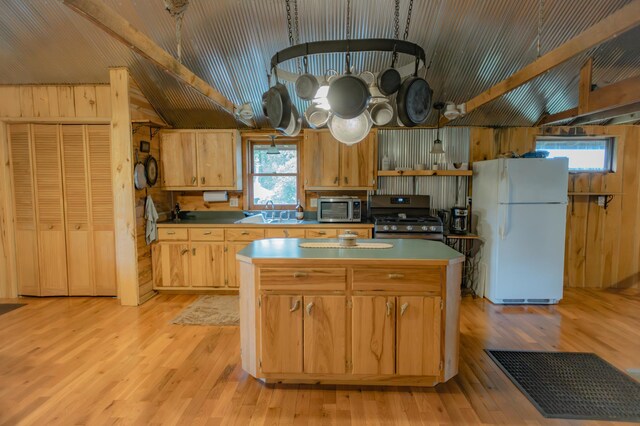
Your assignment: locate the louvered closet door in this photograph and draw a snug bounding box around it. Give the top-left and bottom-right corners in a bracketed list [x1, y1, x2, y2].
[62, 126, 94, 295]
[32, 124, 68, 296]
[87, 125, 116, 296]
[8, 124, 40, 296]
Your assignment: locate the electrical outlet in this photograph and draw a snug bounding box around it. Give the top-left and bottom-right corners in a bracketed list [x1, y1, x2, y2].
[229, 197, 239, 207]
[597, 196, 605, 207]
[310, 198, 318, 208]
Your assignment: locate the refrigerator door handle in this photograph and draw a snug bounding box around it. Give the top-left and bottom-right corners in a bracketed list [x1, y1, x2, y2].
[499, 204, 510, 240]
[501, 164, 511, 204]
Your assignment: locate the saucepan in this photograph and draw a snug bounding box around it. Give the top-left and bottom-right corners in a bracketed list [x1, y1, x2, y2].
[328, 110, 372, 145]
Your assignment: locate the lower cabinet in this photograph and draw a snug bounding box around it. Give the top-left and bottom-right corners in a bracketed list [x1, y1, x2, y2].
[396, 296, 442, 376]
[260, 295, 303, 374]
[190, 243, 225, 287]
[351, 295, 395, 375]
[153, 243, 190, 287]
[303, 295, 347, 374]
[225, 242, 250, 288]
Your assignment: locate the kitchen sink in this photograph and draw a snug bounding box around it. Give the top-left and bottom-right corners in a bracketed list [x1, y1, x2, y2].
[234, 214, 305, 225]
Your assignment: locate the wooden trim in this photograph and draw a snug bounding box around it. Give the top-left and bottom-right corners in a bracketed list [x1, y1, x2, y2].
[538, 107, 579, 126]
[578, 58, 593, 115]
[109, 68, 139, 306]
[0, 121, 18, 297]
[3, 117, 111, 124]
[442, 0, 640, 125]
[62, 0, 253, 128]
[377, 170, 472, 177]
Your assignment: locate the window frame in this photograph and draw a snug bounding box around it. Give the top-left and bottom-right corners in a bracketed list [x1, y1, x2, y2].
[247, 138, 302, 210]
[535, 136, 616, 173]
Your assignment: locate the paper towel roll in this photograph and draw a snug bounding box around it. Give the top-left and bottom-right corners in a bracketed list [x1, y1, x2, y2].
[203, 191, 228, 202]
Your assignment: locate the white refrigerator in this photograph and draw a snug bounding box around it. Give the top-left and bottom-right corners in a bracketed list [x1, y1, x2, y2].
[472, 158, 569, 304]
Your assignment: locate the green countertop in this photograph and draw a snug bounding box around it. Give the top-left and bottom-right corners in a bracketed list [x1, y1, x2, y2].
[237, 238, 464, 265]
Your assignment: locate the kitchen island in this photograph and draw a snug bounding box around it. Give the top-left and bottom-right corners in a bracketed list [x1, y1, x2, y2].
[237, 238, 464, 386]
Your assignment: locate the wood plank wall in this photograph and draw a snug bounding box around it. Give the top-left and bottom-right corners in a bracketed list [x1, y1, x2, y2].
[470, 125, 639, 289]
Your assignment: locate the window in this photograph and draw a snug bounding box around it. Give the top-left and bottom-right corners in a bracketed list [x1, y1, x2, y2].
[535, 137, 614, 172]
[248, 140, 299, 209]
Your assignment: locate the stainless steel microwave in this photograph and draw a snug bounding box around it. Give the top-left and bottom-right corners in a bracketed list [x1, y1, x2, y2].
[317, 196, 362, 223]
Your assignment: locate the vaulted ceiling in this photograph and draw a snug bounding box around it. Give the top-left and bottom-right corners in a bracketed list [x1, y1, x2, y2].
[1, 0, 638, 128]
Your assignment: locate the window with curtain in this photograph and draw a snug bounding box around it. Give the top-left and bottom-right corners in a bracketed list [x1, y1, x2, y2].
[248, 141, 299, 209]
[535, 137, 614, 172]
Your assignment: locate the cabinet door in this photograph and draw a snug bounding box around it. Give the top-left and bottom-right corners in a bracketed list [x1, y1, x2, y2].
[152, 243, 190, 287]
[225, 242, 249, 287]
[351, 296, 395, 375]
[33, 124, 68, 296]
[87, 125, 116, 296]
[264, 228, 306, 239]
[340, 131, 376, 188]
[396, 296, 442, 376]
[197, 131, 236, 188]
[160, 132, 197, 187]
[260, 295, 303, 373]
[190, 243, 225, 287]
[8, 124, 40, 295]
[61, 125, 93, 296]
[303, 130, 340, 188]
[303, 295, 347, 374]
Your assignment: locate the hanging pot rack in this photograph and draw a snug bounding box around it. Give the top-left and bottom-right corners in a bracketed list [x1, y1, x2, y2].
[269, 38, 427, 83]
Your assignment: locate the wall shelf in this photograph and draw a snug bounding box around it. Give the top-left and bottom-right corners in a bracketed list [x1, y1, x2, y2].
[377, 170, 473, 177]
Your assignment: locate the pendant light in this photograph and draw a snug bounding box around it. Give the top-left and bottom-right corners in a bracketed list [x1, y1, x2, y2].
[430, 102, 445, 154]
[267, 135, 280, 155]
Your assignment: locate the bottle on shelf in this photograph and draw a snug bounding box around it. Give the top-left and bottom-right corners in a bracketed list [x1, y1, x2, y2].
[295, 200, 304, 220]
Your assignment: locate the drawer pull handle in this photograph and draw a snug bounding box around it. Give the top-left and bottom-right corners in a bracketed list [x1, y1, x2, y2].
[284, 230, 289, 237]
[180, 249, 189, 255]
[192, 248, 196, 255]
[293, 272, 308, 278]
[48, 225, 54, 230]
[192, 176, 197, 184]
[201, 177, 206, 184]
[241, 231, 249, 235]
[75, 224, 81, 230]
[334, 176, 339, 184]
[386, 301, 393, 317]
[306, 302, 315, 316]
[318, 231, 326, 235]
[167, 231, 176, 235]
[388, 273, 404, 279]
[204, 231, 212, 235]
[290, 300, 301, 312]
[400, 302, 409, 316]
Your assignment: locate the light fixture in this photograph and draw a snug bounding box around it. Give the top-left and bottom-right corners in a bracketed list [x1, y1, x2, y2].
[267, 135, 280, 155]
[430, 102, 445, 155]
[443, 102, 467, 120]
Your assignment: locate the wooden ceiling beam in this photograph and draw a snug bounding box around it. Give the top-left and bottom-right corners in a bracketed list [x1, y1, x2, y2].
[578, 58, 593, 115]
[568, 101, 640, 126]
[62, 0, 255, 128]
[441, 0, 640, 126]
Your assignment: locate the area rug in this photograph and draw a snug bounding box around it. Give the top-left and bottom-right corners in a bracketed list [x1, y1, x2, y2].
[172, 295, 239, 326]
[486, 350, 640, 422]
[0, 303, 25, 316]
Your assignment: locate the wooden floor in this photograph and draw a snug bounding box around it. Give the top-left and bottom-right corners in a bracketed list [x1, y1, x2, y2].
[0, 288, 639, 426]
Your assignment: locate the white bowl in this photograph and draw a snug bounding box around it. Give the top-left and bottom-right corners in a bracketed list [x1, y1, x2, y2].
[328, 111, 373, 145]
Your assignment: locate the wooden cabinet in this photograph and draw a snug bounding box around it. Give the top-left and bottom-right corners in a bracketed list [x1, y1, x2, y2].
[396, 296, 442, 376]
[264, 228, 306, 239]
[160, 131, 197, 187]
[190, 243, 225, 287]
[160, 130, 240, 190]
[303, 129, 376, 190]
[153, 243, 190, 287]
[304, 228, 371, 239]
[351, 296, 395, 375]
[303, 295, 347, 374]
[225, 242, 250, 288]
[260, 295, 303, 374]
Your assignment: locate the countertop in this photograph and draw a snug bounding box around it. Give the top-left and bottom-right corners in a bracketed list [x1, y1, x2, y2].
[237, 238, 464, 265]
[157, 218, 374, 228]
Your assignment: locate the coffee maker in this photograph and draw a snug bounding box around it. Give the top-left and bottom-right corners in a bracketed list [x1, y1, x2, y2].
[449, 206, 469, 234]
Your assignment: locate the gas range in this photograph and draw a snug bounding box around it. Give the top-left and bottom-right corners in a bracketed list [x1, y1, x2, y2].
[369, 195, 444, 241]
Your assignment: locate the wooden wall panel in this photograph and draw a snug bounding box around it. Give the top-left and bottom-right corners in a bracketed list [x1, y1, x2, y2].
[470, 125, 640, 289]
[0, 122, 18, 297]
[128, 78, 166, 124]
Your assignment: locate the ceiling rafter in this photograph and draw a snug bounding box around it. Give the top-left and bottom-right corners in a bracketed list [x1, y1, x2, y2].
[62, 0, 255, 128]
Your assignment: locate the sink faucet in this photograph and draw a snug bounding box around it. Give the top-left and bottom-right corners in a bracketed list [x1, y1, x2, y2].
[265, 200, 275, 220]
[173, 202, 181, 222]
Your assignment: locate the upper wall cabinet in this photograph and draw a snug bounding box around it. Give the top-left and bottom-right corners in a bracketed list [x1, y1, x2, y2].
[303, 130, 377, 190]
[160, 129, 241, 190]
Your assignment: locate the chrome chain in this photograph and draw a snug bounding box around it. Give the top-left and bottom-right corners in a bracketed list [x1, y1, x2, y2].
[394, 0, 400, 39]
[293, 0, 301, 72]
[403, 0, 414, 41]
[285, 0, 294, 46]
[537, 0, 545, 58]
[346, 0, 352, 40]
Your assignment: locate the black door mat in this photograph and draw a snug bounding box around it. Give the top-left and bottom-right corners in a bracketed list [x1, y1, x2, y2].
[486, 350, 640, 422]
[0, 303, 25, 316]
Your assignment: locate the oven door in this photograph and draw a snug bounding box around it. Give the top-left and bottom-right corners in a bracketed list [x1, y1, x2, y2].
[318, 200, 353, 222]
[374, 232, 443, 241]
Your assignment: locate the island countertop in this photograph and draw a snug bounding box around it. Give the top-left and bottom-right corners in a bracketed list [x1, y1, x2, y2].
[237, 238, 464, 266]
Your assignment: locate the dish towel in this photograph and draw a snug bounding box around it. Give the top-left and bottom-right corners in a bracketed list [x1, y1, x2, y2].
[145, 195, 159, 245]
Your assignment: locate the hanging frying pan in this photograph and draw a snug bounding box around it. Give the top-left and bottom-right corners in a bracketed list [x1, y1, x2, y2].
[327, 52, 371, 119]
[295, 47, 319, 101]
[263, 76, 293, 130]
[377, 46, 401, 96]
[133, 150, 147, 190]
[144, 154, 158, 187]
[396, 57, 432, 127]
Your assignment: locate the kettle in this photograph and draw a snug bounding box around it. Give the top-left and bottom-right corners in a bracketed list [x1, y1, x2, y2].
[437, 209, 451, 230]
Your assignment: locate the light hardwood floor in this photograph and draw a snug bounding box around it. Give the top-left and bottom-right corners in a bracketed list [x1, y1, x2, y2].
[0, 288, 638, 425]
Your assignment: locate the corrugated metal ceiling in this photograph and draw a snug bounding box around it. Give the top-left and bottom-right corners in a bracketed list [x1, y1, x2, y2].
[0, 0, 638, 128]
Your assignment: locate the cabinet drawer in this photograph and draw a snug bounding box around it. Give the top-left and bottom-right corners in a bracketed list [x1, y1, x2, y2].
[158, 228, 189, 241]
[304, 229, 338, 238]
[265, 228, 306, 239]
[336, 228, 370, 238]
[260, 268, 346, 291]
[352, 267, 442, 293]
[190, 228, 224, 241]
[226, 228, 265, 241]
